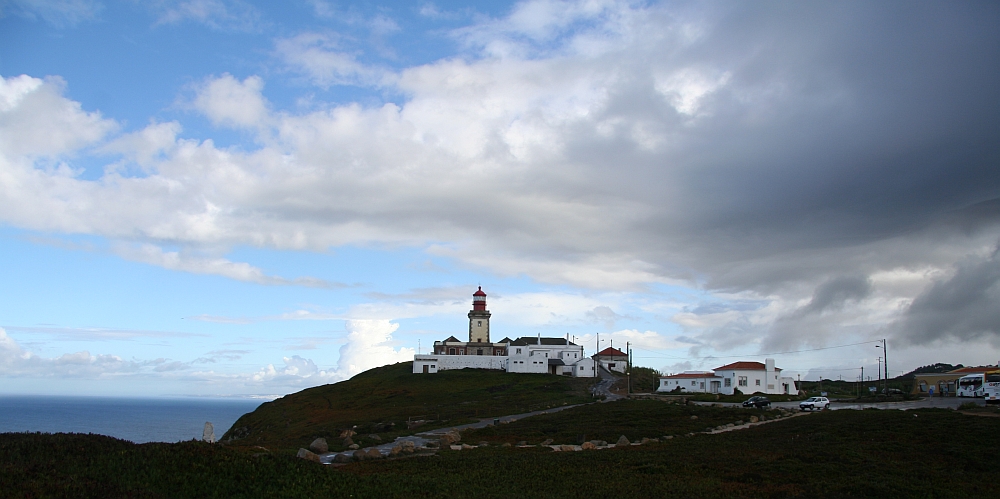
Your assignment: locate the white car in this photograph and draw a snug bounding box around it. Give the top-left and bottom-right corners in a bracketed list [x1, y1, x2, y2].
[799, 397, 830, 411]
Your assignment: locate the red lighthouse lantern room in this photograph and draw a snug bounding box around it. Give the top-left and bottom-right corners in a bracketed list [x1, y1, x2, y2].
[472, 286, 487, 311]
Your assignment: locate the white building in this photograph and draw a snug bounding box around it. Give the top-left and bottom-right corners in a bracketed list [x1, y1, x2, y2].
[592, 347, 628, 374]
[657, 358, 797, 395]
[412, 288, 596, 377]
[507, 336, 597, 377]
[658, 371, 724, 393]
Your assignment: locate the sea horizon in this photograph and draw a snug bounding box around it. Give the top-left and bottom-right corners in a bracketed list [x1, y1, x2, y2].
[0, 395, 265, 444]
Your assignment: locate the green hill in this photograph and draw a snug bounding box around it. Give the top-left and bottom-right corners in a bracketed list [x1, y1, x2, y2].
[222, 361, 596, 451]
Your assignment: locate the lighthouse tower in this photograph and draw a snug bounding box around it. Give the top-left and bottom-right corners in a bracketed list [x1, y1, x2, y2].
[468, 286, 491, 343]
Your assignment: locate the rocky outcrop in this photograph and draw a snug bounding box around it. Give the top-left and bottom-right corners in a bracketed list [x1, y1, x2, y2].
[366, 448, 382, 459]
[309, 438, 328, 454]
[296, 448, 321, 463]
[616, 435, 630, 446]
[202, 422, 216, 443]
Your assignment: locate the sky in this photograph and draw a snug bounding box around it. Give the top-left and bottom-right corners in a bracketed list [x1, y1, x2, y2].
[1, 0, 998, 398]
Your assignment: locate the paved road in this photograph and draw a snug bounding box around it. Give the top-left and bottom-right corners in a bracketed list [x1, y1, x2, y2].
[593, 366, 624, 401]
[694, 397, 987, 411]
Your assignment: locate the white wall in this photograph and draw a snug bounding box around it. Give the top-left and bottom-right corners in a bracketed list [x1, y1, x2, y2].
[412, 354, 506, 373]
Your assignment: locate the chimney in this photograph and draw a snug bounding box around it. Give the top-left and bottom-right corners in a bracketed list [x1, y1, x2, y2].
[765, 358, 775, 373]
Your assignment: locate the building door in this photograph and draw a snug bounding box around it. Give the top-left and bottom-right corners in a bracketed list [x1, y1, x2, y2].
[710, 381, 721, 393]
[422, 365, 429, 374]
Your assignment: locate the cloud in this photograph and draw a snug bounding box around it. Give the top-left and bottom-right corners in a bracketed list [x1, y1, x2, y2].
[897, 248, 1000, 346]
[150, 0, 263, 32]
[335, 319, 414, 378]
[0, 327, 141, 378]
[274, 33, 391, 88]
[1, 0, 101, 27]
[2, 2, 999, 356]
[0, 75, 116, 158]
[113, 243, 338, 288]
[3, 325, 206, 341]
[191, 74, 270, 129]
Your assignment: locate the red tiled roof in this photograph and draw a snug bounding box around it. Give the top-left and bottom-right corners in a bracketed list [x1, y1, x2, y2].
[714, 361, 771, 371]
[596, 347, 627, 357]
[659, 372, 721, 379]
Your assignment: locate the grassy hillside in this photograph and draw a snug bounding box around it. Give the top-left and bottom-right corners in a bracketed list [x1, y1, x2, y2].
[222, 361, 596, 451]
[4, 408, 997, 498]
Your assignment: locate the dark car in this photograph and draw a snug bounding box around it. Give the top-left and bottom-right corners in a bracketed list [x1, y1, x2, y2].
[742, 396, 771, 408]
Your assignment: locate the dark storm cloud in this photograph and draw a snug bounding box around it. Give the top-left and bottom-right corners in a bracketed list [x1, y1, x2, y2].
[898, 248, 1000, 346]
[802, 276, 872, 315]
[550, 1, 1000, 292]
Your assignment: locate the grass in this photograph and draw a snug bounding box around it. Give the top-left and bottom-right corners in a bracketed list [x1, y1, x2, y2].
[221, 361, 596, 452]
[3, 407, 998, 498]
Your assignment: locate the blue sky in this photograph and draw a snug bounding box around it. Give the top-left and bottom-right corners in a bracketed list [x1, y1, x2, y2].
[1, 0, 999, 397]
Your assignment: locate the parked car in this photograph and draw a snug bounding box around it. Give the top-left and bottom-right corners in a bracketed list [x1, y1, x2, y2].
[799, 396, 830, 411]
[742, 396, 771, 408]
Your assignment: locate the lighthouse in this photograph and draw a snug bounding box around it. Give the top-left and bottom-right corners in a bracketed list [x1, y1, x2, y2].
[468, 286, 491, 343]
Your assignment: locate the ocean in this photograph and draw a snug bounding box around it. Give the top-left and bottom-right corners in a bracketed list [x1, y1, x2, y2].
[0, 395, 264, 443]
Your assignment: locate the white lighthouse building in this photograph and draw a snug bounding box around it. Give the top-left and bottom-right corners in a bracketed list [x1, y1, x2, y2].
[412, 287, 596, 377]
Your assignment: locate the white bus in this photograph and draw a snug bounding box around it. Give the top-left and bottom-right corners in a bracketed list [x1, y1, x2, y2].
[983, 373, 1000, 404]
[957, 373, 987, 397]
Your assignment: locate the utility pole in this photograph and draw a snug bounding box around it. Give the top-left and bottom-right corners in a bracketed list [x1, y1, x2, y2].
[626, 341, 631, 395]
[883, 339, 888, 390]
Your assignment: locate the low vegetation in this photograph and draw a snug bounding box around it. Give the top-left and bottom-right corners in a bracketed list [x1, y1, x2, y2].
[3, 408, 997, 498]
[221, 362, 596, 451]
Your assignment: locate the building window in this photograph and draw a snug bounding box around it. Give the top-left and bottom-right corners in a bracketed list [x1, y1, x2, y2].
[477, 349, 483, 355]
[738, 376, 748, 387]
[725, 378, 731, 387]
[516, 348, 521, 354]
[691, 380, 696, 386]
[755, 379, 761, 386]
[477, 320, 482, 327]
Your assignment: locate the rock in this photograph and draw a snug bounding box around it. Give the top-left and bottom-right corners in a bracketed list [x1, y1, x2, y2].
[450, 445, 462, 450]
[352, 450, 367, 461]
[663, 435, 674, 440]
[203, 422, 216, 443]
[690, 415, 699, 420]
[390, 445, 402, 456]
[296, 448, 321, 463]
[559, 445, 577, 452]
[333, 453, 353, 464]
[425, 441, 440, 448]
[348, 444, 359, 450]
[478, 441, 489, 447]
[343, 436, 355, 447]
[440, 431, 461, 446]
[309, 438, 329, 454]
[401, 441, 416, 453]
[640, 437, 651, 444]
[540, 438, 554, 446]
[461, 443, 475, 450]
[581, 441, 596, 450]
[516, 441, 528, 446]
[726, 423, 735, 428]
[369, 434, 382, 442]
[366, 448, 382, 459]
[750, 416, 759, 423]
[501, 442, 512, 448]
[616, 435, 630, 446]
[339, 429, 356, 438]
[736, 420, 744, 426]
